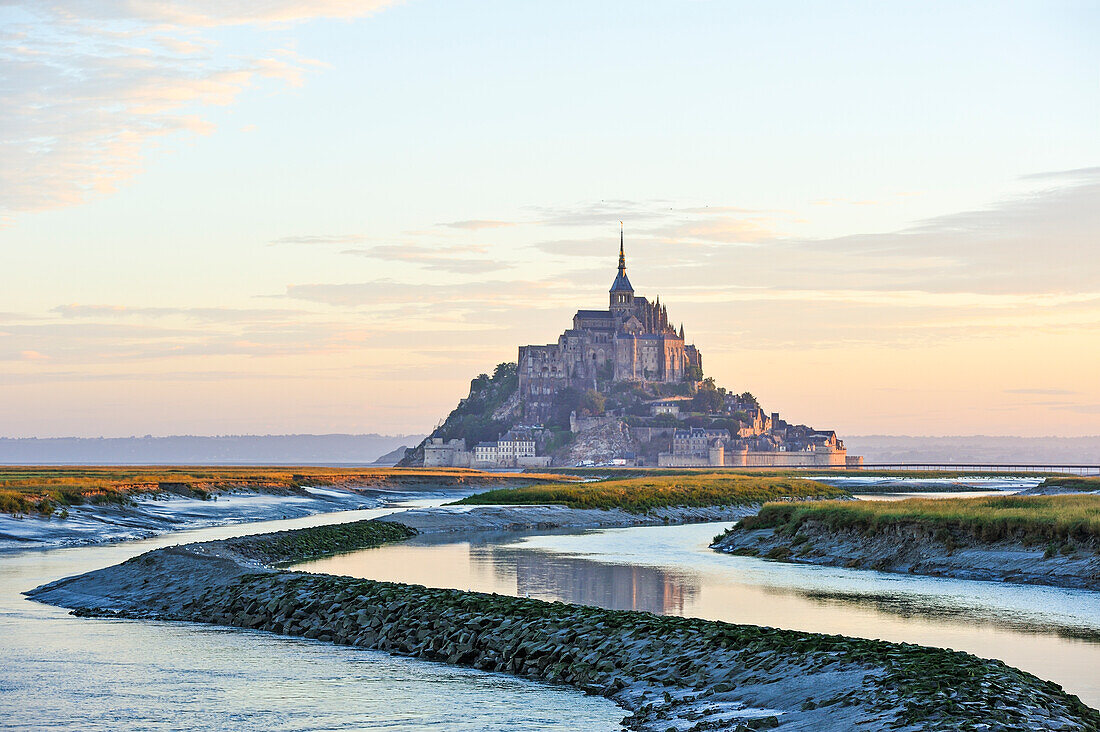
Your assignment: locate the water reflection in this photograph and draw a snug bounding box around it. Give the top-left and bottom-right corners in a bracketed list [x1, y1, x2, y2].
[504, 547, 698, 615]
[296, 522, 1100, 708]
[792, 588, 1100, 641]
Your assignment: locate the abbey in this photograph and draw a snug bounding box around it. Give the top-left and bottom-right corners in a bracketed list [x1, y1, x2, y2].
[518, 232, 703, 422]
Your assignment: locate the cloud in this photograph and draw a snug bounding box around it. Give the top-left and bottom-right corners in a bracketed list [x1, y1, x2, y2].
[439, 220, 519, 230]
[11, 1, 401, 28]
[341, 244, 512, 274]
[1055, 404, 1100, 415]
[528, 200, 669, 227]
[20, 350, 47, 360]
[0, 317, 363, 363]
[283, 277, 587, 310]
[812, 198, 879, 206]
[645, 215, 781, 245]
[1005, 388, 1078, 396]
[619, 169, 1100, 298]
[0, 2, 398, 221]
[50, 304, 307, 323]
[1019, 167, 1100, 182]
[269, 234, 369, 246]
[666, 287, 1100, 310]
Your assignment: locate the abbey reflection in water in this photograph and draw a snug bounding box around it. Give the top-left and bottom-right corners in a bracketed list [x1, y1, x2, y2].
[500, 547, 700, 616]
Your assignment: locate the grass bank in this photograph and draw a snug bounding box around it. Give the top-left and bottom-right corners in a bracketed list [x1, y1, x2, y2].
[735, 494, 1100, 548]
[454, 473, 848, 513]
[226, 520, 417, 565]
[1038, 476, 1100, 492]
[0, 466, 574, 517]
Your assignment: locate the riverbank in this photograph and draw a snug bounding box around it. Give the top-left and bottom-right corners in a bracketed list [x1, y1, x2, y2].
[0, 486, 387, 553]
[1, 466, 574, 515]
[0, 467, 573, 553]
[28, 518, 1099, 731]
[712, 494, 1100, 591]
[388, 473, 851, 534]
[383, 503, 764, 534]
[454, 474, 848, 511]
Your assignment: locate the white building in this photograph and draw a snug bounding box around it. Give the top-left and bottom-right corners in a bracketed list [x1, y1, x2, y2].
[473, 442, 498, 464]
[497, 430, 536, 461]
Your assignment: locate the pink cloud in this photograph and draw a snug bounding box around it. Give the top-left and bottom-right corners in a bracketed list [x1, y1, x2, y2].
[0, 2, 395, 222]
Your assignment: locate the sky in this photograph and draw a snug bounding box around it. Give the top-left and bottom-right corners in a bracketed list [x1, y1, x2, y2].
[1, 0, 1098, 438]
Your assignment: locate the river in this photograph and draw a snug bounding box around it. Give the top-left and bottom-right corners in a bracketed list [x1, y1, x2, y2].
[295, 491, 1100, 709]
[0, 498, 624, 731]
[6, 481, 1098, 730]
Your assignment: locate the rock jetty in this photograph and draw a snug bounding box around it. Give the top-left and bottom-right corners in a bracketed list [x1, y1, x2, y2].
[27, 519, 1100, 731]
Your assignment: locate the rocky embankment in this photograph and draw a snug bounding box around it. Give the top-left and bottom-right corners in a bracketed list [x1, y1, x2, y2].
[383, 504, 761, 534]
[712, 522, 1100, 591]
[28, 519, 1100, 731]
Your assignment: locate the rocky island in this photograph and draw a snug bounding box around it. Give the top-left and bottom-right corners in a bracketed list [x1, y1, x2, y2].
[399, 235, 861, 470]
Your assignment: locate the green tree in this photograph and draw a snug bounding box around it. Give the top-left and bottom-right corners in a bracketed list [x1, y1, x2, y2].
[580, 389, 606, 416]
[692, 378, 726, 414]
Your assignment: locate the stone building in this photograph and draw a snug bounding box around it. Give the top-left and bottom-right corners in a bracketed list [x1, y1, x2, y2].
[433, 430, 548, 468]
[518, 231, 702, 422]
[423, 438, 470, 467]
[659, 421, 855, 467]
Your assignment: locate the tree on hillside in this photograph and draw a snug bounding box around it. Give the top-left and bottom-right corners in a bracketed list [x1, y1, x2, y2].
[580, 389, 606, 416]
[692, 377, 727, 414]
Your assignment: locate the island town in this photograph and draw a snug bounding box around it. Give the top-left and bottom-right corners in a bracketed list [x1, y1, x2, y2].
[407, 234, 860, 469]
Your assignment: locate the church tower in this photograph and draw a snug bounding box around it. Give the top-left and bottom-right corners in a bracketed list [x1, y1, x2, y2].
[609, 223, 634, 312]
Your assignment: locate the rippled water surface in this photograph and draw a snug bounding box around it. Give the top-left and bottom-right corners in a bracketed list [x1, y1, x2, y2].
[298, 517, 1100, 708]
[0, 500, 624, 732]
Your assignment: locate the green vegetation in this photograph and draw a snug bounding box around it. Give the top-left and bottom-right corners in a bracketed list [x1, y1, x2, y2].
[453, 473, 848, 513]
[736, 494, 1100, 547]
[0, 466, 575, 517]
[421, 361, 518, 445]
[229, 519, 416, 565]
[1038, 476, 1100, 492]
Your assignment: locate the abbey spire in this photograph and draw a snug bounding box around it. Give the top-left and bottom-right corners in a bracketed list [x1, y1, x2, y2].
[609, 221, 634, 311]
[617, 221, 626, 273]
